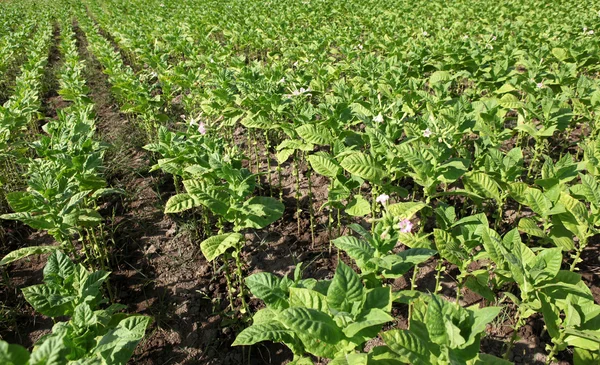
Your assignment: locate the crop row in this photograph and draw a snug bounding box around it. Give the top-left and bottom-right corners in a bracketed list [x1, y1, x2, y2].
[0, 6, 151, 363]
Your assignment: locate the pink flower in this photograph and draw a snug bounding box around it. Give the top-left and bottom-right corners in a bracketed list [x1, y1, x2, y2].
[376, 193, 389, 205]
[423, 128, 432, 138]
[398, 219, 413, 233]
[198, 122, 207, 135]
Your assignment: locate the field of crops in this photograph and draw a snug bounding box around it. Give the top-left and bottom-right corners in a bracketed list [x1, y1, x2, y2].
[1, 0, 600, 364]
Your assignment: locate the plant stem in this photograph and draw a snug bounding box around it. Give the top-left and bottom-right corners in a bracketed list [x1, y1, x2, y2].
[294, 151, 301, 235]
[545, 331, 566, 365]
[223, 257, 235, 312]
[306, 156, 315, 248]
[503, 311, 524, 360]
[434, 259, 443, 294]
[264, 131, 272, 197]
[408, 263, 420, 327]
[234, 246, 249, 314]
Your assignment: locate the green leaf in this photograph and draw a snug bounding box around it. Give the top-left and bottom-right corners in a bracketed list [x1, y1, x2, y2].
[343, 308, 393, 337]
[426, 295, 448, 346]
[240, 196, 284, 229]
[296, 124, 332, 145]
[552, 47, 569, 61]
[499, 94, 522, 109]
[327, 262, 363, 313]
[232, 322, 303, 354]
[332, 236, 375, 270]
[164, 193, 201, 213]
[429, 70, 451, 85]
[463, 172, 501, 202]
[246, 273, 289, 310]
[518, 218, 545, 237]
[93, 315, 151, 364]
[0, 340, 29, 365]
[473, 354, 514, 365]
[345, 195, 371, 217]
[307, 154, 340, 178]
[574, 348, 600, 365]
[340, 152, 385, 182]
[289, 288, 329, 312]
[381, 329, 431, 365]
[278, 307, 343, 344]
[22, 285, 75, 317]
[200, 233, 243, 261]
[386, 202, 427, 219]
[0, 246, 57, 266]
[495, 83, 517, 94]
[525, 188, 552, 216]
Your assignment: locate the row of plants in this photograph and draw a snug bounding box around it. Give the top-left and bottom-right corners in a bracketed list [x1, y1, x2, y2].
[0, 17, 53, 217]
[0, 17, 37, 103]
[1, 10, 151, 364]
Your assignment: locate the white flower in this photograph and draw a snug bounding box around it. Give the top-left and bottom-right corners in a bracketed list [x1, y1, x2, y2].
[487, 44, 494, 50]
[589, 30, 595, 35]
[198, 122, 207, 135]
[373, 113, 384, 123]
[159, 3, 164, 6]
[358, 44, 363, 50]
[209, 57, 214, 63]
[537, 82, 544, 88]
[584, 27, 588, 32]
[491, 35, 497, 41]
[287, 87, 311, 97]
[422, 31, 429, 36]
[278, 77, 285, 84]
[376, 193, 389, 205]
[423, 128, 432, 138]
[293, 61, 298, 67]
[462, 35, 469, 40]
[398, 219, 413, 233]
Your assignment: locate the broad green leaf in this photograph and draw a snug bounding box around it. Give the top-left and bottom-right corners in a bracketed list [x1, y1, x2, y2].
[164, 193, 201, 213]
[0, 246, 57, 266]
[381, 329, 431, 365]
[463, 172, 500, 202]
[241, 196, 284, 229]
[340, 152, 384, 182]
[327, 262, 363, 313]
[296, 124, 332, 145]
[246, 273, 289, 310]
[278, 307, 343, 344]
[93, 315, 151, 364]
[289, 288, 329, 312]
[0, 340, 29, 365]
[232, 322, 303, 354]
[343, 308, 393, 337]
[518, 218, 545, 237]
[307, 154, 340, 178]
[345, 195, 371, 217]
[426, 295, 448, 346]
[429, 70, 451, 85]
[200, 233, 243, 261]
[332, 236, 375, 269]
[386, 202, 427, 219]
[499, 94, 521, 109]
